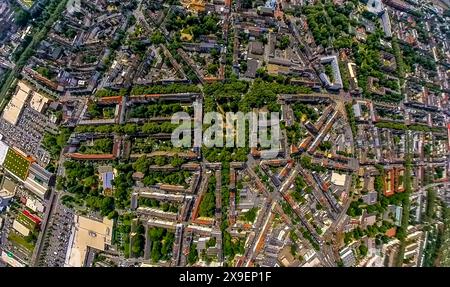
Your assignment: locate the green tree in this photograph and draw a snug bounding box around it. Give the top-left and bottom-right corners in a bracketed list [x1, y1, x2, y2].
[101, 197, 115, 216]
[151, 240, 162, 262]
[199, 177, 216, 217]
[170, 155, 184, 168]
[359, 244, 368, 257]
[207, 237, 216, 248]
[151, 31, 165, 45]
[207, 64, 219, 75]
[133, 156, 150, 173]
[15, 9, 29, 27]
[241, 208, 258, 222]
[187, 244, 198, 265]
[278, 35, 290, 50]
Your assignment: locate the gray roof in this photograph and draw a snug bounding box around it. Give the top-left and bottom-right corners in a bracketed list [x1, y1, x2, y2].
[250, 41, 264, 55]
[380, 10, 392, 38]
[245, 59, 259, 78]
[320, 55, 343, 90]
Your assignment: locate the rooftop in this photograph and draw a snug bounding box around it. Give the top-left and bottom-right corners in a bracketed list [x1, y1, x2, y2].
[66, 215, 114, 267]
[331, 172, 346, 186]
[29, 91, 49, 113]
[2, 81, 31, 126]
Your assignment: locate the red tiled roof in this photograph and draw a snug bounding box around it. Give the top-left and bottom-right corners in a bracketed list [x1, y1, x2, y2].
[385, 227, 397, 238]
[65, 153, 115, 160]
[97, 96, 122, 104]
[23, 210, 42, 224]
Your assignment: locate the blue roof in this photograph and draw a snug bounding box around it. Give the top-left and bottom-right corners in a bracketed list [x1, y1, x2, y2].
[102, 172, 114, 190]
[265, 0, 276, 9]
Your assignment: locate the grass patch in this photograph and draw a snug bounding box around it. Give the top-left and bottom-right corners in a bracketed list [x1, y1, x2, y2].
[16, 213, 37, 230]
[8, 232, 35, 252]
[3, 149, 30, 180]
[21, 0, 35, 8]
[240, 207, 258, 223]
[78, 138, 114, 154]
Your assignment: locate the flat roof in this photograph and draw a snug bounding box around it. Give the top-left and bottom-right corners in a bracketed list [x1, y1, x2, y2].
[1, 251, 26, 267]
[102, 172, 114, 190]
[12, 219, 31, 236]
[2, 81, 31, 125]
[3, 148, 31, 181]
[331, 172, 346, 186]
[3, 148, 30, 180]
[0, 178, 17, 196]
[29, 162, 53, 183]
[0, 140, 9, 165]
[97, 165, 113, 173]
[24, 178, 47, 198]
[29, 91, 49, 113]
[66, 215, 114, 267]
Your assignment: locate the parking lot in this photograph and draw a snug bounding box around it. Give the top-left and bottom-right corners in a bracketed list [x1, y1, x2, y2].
[38, 205, 74, 267]
[0, 104, 53, 166]
[19, 106, 58, 136]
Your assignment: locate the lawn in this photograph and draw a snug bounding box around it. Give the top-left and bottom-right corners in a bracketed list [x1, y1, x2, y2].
[78, 138, 114, 154]
[3, 149, 30, 180]
[20, 0, 35, 8]
[8, 232, 35, 253]
[16, 213, 37, 230]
